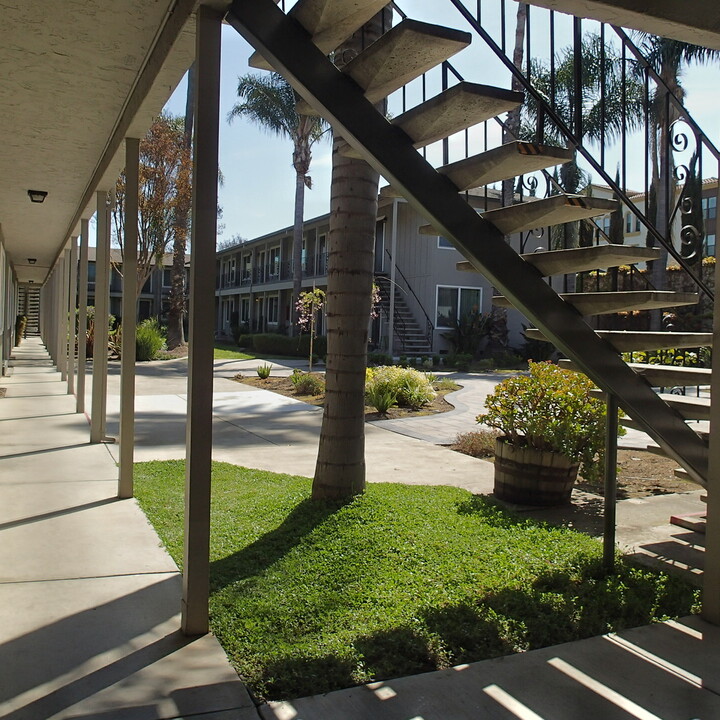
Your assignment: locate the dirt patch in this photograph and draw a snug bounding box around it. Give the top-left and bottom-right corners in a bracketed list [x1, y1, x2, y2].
[232, 373, 457, 420]
[0, 388, 6, 398]
[576, 449, 699, 499]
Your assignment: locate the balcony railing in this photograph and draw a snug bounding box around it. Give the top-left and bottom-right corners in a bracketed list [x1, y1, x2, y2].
[216, 252, 329, 290]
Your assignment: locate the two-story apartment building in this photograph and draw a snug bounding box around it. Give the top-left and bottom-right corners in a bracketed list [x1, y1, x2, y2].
[215, 188, 526, 355]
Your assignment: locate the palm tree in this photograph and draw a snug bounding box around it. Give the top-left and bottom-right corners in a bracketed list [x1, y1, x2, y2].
[228, 73, 328, 333]
[311, 6, 392, 501]
[519, 34, 644, 257]
[638, 36, 719, 326]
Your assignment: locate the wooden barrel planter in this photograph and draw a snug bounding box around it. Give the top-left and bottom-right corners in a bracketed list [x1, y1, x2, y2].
[493, 437, 579, 506]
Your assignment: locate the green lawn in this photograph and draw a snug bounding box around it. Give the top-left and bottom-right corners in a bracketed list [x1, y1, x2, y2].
[214, 342, 256, 360]
[135, 461, 699, 701]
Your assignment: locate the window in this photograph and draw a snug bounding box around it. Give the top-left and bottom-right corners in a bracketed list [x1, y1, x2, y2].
[437, 236, 454, 249]
[241, 254, 252, 281]
[625, 213, 632, 233]
[601, 216, 611, 235]
[267, 295, 279, 324]
[436, 286, 482, 329]
[162, 268, 172, 287]
[142, 274, 152, 293]
[268, 247, 280, 278]
[87, 262, 96, 283]
[240, 298, 250, 323]
[706, 234, 716, 257]
[702, 196, 717, 220]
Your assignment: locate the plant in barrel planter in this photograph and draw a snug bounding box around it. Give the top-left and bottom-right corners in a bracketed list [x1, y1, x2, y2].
[477, 361, 623, 506]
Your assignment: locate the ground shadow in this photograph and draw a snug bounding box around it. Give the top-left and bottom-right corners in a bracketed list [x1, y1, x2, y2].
[209, 497, 347, 591]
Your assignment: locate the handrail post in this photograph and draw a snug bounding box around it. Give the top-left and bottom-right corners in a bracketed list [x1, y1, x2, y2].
[603, 393, 619, 572]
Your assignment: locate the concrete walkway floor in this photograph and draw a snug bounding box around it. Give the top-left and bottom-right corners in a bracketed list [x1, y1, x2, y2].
[0, 339, 257, 720]
[0, 341, 713, 719]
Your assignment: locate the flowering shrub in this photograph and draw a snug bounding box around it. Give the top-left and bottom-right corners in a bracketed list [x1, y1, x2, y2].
[476, 361, 623, 482]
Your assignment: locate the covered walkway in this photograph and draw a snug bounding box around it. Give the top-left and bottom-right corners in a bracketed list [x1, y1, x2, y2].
[0, 338, 256, 720]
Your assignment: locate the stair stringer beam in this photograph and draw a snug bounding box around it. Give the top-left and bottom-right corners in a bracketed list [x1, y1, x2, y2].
[226, 0, 708, 486]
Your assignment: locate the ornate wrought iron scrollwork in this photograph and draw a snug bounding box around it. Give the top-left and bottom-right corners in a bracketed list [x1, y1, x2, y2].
[679, 223, 702, 261]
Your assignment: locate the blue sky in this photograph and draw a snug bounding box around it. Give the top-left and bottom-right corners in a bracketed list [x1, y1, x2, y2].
[162, 9, 720, 244]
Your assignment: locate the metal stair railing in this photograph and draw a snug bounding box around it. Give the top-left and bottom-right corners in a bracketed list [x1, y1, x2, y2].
[382, 249, 435, 347]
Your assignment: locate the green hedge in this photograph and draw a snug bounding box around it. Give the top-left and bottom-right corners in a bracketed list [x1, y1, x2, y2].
[249, 333, 327, 359]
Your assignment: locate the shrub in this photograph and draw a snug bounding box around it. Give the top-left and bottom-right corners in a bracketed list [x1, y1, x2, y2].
[256, 363, 272, 379]
[366, 383, 397, 413]
[289, 369, 324, 395]
[477, 361, 624, 483]
[450, 353, 473, 371]
[250, 333, 327, 359]
[453, 430, 500, 458]
[366, 366, 436, 410]
[135, 318, 165, 361]
[434, 377, 460, 391]
[367, 352, 393, 367]
[237, 334, 254, 349]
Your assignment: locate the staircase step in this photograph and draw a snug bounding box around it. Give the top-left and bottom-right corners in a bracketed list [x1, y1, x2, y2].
[482, 194, 619, 235]
[350, 82, 523, 161]
[561, 358, 711, 387]
[670, 509, 706, 533]
[494, 290, 699, 316]
[524, 329, 713, 352]
[440, 141, 573, 192]
[297, 19, 471, 114]
[250, 0, 390, 70]
[382, 140, 570, 194]
[592, 388, 710, 421]
[458, 244, 661, 276]
[420, 194, 618, 236]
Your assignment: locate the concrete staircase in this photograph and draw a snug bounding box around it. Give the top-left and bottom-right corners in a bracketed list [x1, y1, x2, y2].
[228, 0, 710, 487]
[374, 274, 432, 355]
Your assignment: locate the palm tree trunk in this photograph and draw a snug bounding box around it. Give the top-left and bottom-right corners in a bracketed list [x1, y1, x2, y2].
[312, 7, 390, 500]
[291, 168, 305, 336]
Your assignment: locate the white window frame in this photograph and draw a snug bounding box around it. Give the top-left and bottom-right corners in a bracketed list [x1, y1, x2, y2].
[437, 236, 454, 249]
[435, 285, 483, 330]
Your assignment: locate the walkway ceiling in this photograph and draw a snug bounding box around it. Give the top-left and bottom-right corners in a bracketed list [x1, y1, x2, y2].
[523, 0, 720, 50]
[0, 0, 200, 285]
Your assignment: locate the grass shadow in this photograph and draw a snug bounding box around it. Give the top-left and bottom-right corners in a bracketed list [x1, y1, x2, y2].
[209, 497, 348, 591]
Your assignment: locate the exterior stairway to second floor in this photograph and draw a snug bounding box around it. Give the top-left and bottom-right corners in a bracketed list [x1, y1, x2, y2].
[374, 274, 432, 356]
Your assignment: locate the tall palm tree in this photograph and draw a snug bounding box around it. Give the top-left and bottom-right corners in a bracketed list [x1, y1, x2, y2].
[311, 7, 391, 501]
[229, 73, 328, 333]
[638, 36, 719, 326]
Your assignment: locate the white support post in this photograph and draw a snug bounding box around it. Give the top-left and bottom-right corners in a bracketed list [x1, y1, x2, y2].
[91, 191, 111, 443]
[702, 183, 720, 634]
[388, 198, 398, 356]
[60, 249, 71, 381]
[182, 3, 222, 637]
[67, 237, 78, 396]
[55, 260, 66, 374]
[119, 138, 139, 499]
[77, 219, 90, 414]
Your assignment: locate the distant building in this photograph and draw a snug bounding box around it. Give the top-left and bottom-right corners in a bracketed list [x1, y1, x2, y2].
[87, 248, 190, 323]
[215, 190, 519, 355]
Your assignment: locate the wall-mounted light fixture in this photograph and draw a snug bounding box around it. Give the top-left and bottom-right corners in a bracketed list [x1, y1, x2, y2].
[29, 280, 35, 284]
[27, 190, 48, 203]
[28, 258, 36, 265]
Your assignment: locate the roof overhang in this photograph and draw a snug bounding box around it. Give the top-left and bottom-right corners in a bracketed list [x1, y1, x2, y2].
[0, 0, 208, 284]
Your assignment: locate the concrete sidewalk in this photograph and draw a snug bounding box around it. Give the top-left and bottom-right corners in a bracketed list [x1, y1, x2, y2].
[0, 339, 257, 720]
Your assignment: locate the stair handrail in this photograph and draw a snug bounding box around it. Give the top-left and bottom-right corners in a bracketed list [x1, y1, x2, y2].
[450, 0, 715, 301]
[388, 0, 715, 303]
[383, 249, 435, 345]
